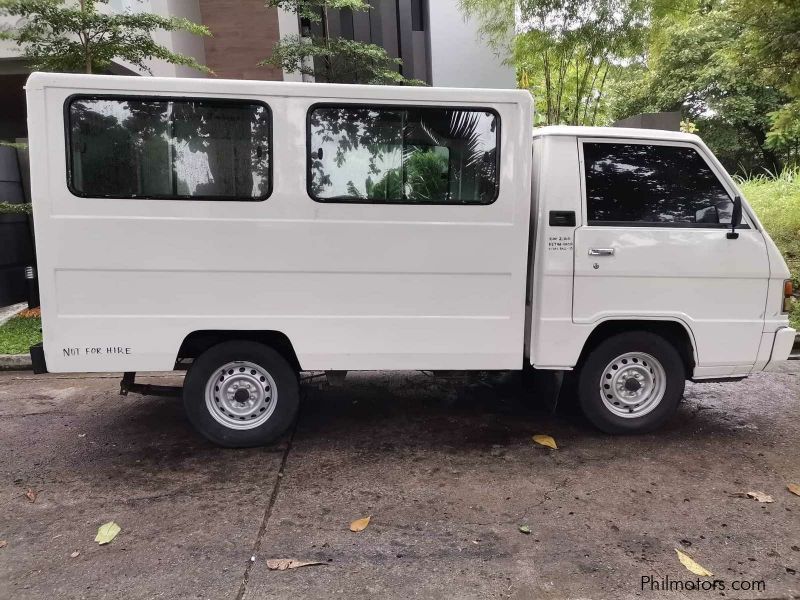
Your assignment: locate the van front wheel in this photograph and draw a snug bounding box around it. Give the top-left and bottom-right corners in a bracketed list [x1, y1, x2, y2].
[183, 341, 299, 448]
[578, 331, 685, 434]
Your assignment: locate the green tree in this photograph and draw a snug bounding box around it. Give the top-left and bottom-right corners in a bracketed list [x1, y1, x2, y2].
[261, 0, 420, 84]
[0, 0, 211, 74]
[611, 0, 796, 172]
[730, 0, 800, 160]
[462, 0, 649, 126]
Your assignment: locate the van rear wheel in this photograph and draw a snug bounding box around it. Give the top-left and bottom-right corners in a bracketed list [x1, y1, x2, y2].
[577, 331, 685, 434]
[183, 341, 299, 448]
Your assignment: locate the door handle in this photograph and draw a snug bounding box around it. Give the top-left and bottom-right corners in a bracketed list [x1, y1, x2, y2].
[588, 248, 615, 256]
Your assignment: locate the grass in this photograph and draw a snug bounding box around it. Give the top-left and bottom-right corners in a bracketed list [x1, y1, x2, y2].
[0, 316, 42, 355]
[739, 167, 800, 329]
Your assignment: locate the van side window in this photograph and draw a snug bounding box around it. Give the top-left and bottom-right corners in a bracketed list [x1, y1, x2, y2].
[68, 97, 271, 201]
[308, 105, 499, 204]
[583, 142, 733, 226]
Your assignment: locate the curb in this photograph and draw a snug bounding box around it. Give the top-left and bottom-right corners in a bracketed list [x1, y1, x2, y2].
[0, 354, 32, 371]
[0, 302, 26, 328]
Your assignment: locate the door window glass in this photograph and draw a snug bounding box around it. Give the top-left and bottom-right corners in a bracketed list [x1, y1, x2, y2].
[583, 142, 733, 225]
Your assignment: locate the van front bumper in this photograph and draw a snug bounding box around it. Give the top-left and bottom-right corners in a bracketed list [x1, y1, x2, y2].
[763, 328, 798, 371]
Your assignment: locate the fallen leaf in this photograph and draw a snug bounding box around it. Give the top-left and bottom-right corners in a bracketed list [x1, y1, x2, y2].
[787, 484, 800, 497]
[266, 558, 325, 571]
[70, 550, 80, 558]
[349, 516, 371, 532]
[676, 549, 713, 577]
[746, 491, 774, 503]
[25, 489, 37, 503]
[95, 521, 121, 545]
[532, 434, 558, 449]
[519, 525, 531, 534]
[0, 540, 7, 549]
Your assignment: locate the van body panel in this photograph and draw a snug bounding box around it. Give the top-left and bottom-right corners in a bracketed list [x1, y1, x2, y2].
[27, 73, 533, 373]
[26, 75, 794, 378]
[527, 135, 582, 367]
[571, 136, 771, 376]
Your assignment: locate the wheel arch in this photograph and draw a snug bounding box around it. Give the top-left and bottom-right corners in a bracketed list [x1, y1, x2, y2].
[177, 330, 301, 372]
[577, 319, 697, 376]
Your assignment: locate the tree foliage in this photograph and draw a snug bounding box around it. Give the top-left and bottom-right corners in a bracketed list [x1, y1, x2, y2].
[613, 3, 789, 171]
[262, 0, 420, 85]
[611, 0, 799, 172]
[263, 35, 410, 85]
[463, 0, 800, 171]
[0, 0, 211, 74]
[463, 0, 649, 126]
[730, 0, 800, 151]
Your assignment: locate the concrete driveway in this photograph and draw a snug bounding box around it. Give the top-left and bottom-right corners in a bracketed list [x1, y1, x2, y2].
[1, 364, 799, 599]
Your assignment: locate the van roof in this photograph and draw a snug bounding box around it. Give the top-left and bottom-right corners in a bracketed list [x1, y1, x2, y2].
[533, 125, 700, 144]
[26, 72, 532, 105]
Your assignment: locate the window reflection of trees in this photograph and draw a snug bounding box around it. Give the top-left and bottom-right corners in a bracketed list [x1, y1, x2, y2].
[584, 143, 733, 224]
[69, 98, 271, 200]
[309, 106, 499, 204]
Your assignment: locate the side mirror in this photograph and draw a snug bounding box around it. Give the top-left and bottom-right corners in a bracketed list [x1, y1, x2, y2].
[727, 196, 742, 239]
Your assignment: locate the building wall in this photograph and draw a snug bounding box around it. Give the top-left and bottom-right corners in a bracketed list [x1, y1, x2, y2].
[148, 0, 208, 78]
[198, 0, 283, 81]
[306, 0, 430, 84]
[427, 0, 515, 89]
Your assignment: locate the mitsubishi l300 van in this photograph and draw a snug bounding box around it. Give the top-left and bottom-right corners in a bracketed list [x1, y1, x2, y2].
[24, 73, 796, 447]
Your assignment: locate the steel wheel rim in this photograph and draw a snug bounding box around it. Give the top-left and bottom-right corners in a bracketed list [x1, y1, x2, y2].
[599, 352, 666, 418]
[204, 361, 277, 430]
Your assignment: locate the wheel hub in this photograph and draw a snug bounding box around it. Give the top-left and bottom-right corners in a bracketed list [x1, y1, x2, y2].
[204, 361, 278, 430]
[599, 352, 666, 418]
[624, 378, 641, 392]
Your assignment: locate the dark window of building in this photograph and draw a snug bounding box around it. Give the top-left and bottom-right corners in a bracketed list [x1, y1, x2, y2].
[339, 8, 355, 39]
[583, 142, 734, 226]
[308, 104, 499, 204]
[68, 97, 271, 201]
[411, 0, 425, 31]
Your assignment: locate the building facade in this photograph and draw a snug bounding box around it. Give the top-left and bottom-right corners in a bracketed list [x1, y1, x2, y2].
[0, 0, 514, 140]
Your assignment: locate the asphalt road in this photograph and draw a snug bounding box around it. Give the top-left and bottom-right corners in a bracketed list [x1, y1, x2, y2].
[1, 364, 799, 600]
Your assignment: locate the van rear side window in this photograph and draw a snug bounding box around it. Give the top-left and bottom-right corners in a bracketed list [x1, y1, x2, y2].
[308, 105, 499, 204]
[583, 142, 733, 226]
[67, 97, 272, 201]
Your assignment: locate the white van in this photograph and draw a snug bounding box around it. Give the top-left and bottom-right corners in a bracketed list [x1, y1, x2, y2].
[25, 73, 796, 447]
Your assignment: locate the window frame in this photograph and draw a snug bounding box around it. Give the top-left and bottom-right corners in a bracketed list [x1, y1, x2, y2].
[578, 138, 751, 229]
[64, 93, 274, 202]
[305, 102, 502, 206]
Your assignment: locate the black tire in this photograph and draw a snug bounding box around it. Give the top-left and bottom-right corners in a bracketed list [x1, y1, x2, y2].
[183, 341, 299, 448]
[577, 331, 685, 434]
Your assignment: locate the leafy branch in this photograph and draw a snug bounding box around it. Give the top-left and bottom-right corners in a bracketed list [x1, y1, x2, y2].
[0, 0, 212, 74]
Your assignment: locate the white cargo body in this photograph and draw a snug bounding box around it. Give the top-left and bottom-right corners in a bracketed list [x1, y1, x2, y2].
[25, 73, 796, 447]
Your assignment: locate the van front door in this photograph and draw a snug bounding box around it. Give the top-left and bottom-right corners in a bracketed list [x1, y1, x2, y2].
[572, 139, 769, 377]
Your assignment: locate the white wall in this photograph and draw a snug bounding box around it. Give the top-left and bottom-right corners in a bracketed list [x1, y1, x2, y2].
[120, 0, 208, 78]
[0, 0, 208, 78]
[276, 7, 303, 82]
[427, 0, 515, 89]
